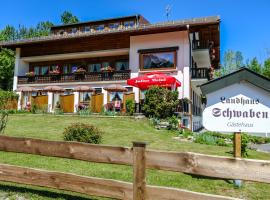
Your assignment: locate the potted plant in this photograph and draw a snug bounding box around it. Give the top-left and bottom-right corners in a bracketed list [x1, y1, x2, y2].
[101, 66, 114, 73]
[25, 71, 35, 82]
[25, 71, 35, 77]
[73, 68, 87, 75]
[73, 68, 87, 80]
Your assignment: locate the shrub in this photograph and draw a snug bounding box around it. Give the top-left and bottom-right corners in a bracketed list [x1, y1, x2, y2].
[194, 132, 231, 147]
[78, 109, 92, 116]
[63, 123, 102, 144]
[126, 99, 135, 115]
[167, 115, 179, 130]
[241, 133, 249, 157]
[179, 129, 193, 138]
[142, 86, 179, 119]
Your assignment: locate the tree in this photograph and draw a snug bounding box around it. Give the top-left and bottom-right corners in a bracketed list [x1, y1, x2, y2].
[0, 48, 15, 90]
[247, 57, 262, 73]
[142, 86, 179, 119]
[262, 57, 270, 78]
[0, 25, 16, 41]
[61, 11, 79, 25]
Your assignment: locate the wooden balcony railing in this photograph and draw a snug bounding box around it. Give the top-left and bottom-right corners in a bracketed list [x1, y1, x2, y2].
[192, 40, 213, 50]
[18, 70, 131, 85]
[191, 68, 210, 80]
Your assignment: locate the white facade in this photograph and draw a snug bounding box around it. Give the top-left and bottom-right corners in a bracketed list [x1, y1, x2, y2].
[14, 30, 209, 131]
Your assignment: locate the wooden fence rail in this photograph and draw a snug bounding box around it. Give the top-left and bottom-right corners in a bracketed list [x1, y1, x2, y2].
[0, 135, 269, 199]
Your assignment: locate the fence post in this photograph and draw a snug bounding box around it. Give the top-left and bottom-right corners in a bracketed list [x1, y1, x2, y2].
[133, 142, 147, 200]
[234, 132, 241, 158]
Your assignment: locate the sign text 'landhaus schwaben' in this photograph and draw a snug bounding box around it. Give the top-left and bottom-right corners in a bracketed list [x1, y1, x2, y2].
[203, 94, 270, 133]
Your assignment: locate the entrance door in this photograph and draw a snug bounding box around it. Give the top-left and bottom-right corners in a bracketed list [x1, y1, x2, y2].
[91, 93, 104, 113]
[60, 94, 74, 113]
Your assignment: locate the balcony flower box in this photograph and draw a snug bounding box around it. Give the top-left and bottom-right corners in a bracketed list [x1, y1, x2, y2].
[101, 66, 114, 73]
[49, 70, 60, 75]
[25, 72, 35, 77]
[73, 68, 87, 75]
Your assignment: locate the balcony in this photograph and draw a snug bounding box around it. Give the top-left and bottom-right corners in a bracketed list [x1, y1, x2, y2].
[191, 68, 210, 80]
[192, 40, 213, 50]
[18, 70, 131, 85]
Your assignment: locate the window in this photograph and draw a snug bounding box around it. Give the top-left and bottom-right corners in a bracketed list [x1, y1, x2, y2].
[63, 65, 69, 74]
[34, 66, 39, 75]
[115, 61, 129, 71]
[80, 92, 91, 102]
[84, 26, 90, 32]
[71, 28, 77, 34]
[95, 25, 104, 31]
[109, 23, 119, 29]
[95, 88, 102, 94]
[71, 65, 78, 73]
[109, 92, 123, 101]
[140, 51, 176, 70]
[102, 62, 110, 68]
[41, 66, 49, 75]
[88, 63, 101, 72]
[124, 21, 135, 27]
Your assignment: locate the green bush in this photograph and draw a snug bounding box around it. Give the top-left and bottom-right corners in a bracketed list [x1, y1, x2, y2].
[78, 109, 92, 116]
[167, 116, 179, 130]
[194, 132, 231, 147]
[142, 86, 179, 119]
[179, 129, 193, 138]
[63, 123, 102, 144]
[241, 133, 249, 157]
[126, 99, 135, 115]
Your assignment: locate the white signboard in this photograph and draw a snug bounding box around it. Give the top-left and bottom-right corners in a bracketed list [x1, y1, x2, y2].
[203, 94, 270, 133]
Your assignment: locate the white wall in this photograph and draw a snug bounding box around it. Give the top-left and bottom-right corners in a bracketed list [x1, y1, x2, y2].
[13, 48, 29, 91]
[129, 31, 190, 99]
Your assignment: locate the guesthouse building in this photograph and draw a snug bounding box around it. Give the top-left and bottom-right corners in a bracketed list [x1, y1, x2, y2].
[0, 14, 220, 131]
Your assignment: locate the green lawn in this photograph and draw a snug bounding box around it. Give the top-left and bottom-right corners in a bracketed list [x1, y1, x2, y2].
[1, 114, 270, 200]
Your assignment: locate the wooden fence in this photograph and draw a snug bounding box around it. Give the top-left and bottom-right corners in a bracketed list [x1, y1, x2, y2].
[0, 135, 270, 199]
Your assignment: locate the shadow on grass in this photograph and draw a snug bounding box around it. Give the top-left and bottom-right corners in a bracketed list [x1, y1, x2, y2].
[0, 183, 106, 200]
[187, 173, 233, 184]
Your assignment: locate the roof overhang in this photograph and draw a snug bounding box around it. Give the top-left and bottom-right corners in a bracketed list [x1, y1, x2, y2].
[0, 16, 220, 48]
[200, 67, 270, 95]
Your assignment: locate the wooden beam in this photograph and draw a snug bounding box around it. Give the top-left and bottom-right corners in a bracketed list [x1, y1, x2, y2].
[0, 135, 132, 165]
[133, 142, 147, 200]
[146, 185, 239, 200]
[0, 163, 133, 200]
[0, 163, 238, 200]
[146, 150, 270, 183]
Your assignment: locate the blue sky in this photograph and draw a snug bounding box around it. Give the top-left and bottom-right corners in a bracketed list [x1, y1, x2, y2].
[0, 0, 270, 63]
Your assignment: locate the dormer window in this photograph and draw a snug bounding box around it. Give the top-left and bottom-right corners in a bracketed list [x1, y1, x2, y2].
[109, 23, 119, 29]
[124, 21, 135, 28]
[95, 25, 105, 31]
[71, 28, 77, 34]
[84, 26, 90, 32]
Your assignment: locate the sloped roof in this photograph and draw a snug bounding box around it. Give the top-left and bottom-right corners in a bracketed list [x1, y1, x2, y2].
[200, 67, 270, 94]
[0, 16, 220, 47]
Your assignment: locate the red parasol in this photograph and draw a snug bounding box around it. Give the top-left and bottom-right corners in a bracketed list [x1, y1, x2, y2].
[127, 72, 181, 90]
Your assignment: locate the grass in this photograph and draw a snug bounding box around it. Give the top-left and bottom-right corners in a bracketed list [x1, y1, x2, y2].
[1, 114, 270, 199]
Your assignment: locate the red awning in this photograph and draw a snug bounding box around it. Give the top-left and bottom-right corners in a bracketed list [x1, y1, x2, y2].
[127, 72, 181, 90]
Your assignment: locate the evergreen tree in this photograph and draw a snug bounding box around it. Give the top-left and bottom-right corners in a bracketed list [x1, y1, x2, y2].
[262, 58, 270, 78]
[61, 11, 79, 25]
[247, 57, 262, 73]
